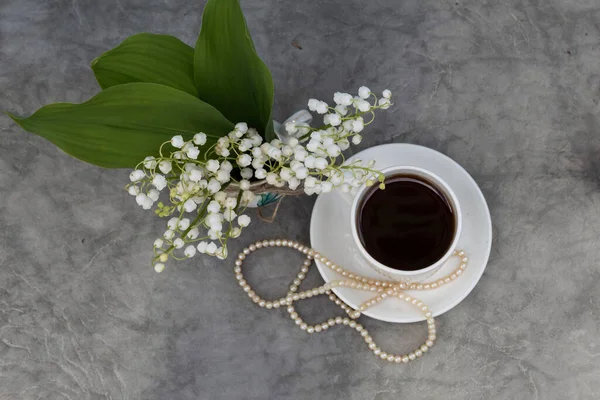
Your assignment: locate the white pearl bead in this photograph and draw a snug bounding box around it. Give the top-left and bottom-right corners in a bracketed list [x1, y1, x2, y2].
[415, 350, 423, 357]
[402, 356, 409, 363]
[259, 301, 265, 307]
[335, 317, 342, 324]
[373, 348, 381, 355]
[420, 345, 428, 352]
[394, 356, 402, 363]
[387, 355, 395, 362]
[266, 302, 273, 309]
[307, 327, 314, 334]
[379, 352, 388, 360]
[314, 325, 322, 333]
[409, 353, 416, 360]
[328, 319, 335, 326]
[300, 323, 307, 330]
[349, 321, 356, 328]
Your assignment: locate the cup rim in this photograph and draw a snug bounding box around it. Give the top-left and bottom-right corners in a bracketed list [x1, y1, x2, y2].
[350, 165, 463, 277]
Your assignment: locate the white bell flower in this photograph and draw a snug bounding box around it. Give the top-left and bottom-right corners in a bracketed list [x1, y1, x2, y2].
[304, 176, 316, 188]
[143, 156, 157, 169]
[382, 89, 392, 99]
[154, 238, 164, 248]
[240, 179, 251, 191]
[295, 167, 308, 179]
[315, 101, 328, 114]
[338, 139, 350, 151]
[186, 146, 200, 160]
[158, 160, 172, 174]
[378, 98, 391, 109]
[216, 247, 228, 260]
[288, 177, 301, 190]
[306, 139, 320, 153]
[240, 168, 253, 179]
[223, 209, 237, 221]
[167, 217, 179, 229]
[217, 137, 230, 148]
[173, 238, 185, 249]
[352, 117, 364, 133]
[238, 215, 251, 227]
[358, 86, 371, 99]
[183, 199, 197, 212]
[326, 113, 341, 126]
[308, 98, 319, 111]
[242, 191, 256, 204]
[255, 168, 267, 179]
[225, 197, 237, 209]
[207, 178, 221, 193]
[154, 263, 165, 273]
[355, 99, 371, 112]
[235, 122, 248, 134]
[336, 104, 348, 116]
[314, 158, 328, 170]
[352, 135, 363, 145]
[135, 193, 152, 209]
[187, 227, 199, 240]
[326, 145, 341, 157]
[128, 185, 140, 196]
[285, 122, 298, 134]
[170, 135, 184, 148]
[304, 155, 316, 168]
[178, 218, 190, 230]
[207, 200, 221, 214]
[152, 174, 167, 191]
[237, 154, 252, 167]
[216, 170, 230, 183]
[214, 192, 227, 204]
[164, 229, 175, 240]
[147, 189, 160, 202]
[266, 173, 278, 185]
[197, 241, 209, 253]
[280, 168, 293, 181]
[206, 160, 220, 173]
[189, 169, 203, 182]
[129, 170, 145, 182]
[334, 92, 353, 106]
[294, 147, 308, 161]
[230, 227, 242, 238]
[193, 132, 207, 145]
[184, 245, 197, 258]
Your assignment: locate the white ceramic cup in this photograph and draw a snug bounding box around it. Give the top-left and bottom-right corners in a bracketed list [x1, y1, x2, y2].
[350, 166, 462, 282]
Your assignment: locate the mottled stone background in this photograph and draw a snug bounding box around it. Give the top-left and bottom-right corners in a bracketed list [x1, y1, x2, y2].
[1, 0, 600, 399]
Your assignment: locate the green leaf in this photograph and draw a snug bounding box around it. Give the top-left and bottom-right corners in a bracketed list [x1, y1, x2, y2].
[91, 33, 198, 97]
[9, 83, 234, 168]
[194, 0, 275, 140]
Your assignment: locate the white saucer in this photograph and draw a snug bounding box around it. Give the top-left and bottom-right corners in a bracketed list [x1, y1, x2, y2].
[310, 144, 492, 323]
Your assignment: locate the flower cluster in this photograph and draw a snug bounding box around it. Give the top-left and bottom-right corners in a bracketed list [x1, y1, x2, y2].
[126, 86, 392, 272]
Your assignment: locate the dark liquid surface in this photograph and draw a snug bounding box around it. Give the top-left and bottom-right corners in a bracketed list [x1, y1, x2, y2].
[357, 175, 455, 271]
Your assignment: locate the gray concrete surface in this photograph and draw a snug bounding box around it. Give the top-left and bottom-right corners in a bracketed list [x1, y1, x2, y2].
[1, 0, 600, 399]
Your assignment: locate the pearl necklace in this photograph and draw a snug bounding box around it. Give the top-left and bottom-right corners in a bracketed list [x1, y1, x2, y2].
[234, 239, 468, 364]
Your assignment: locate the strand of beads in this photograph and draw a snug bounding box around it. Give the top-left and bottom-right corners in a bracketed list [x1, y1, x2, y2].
[234, 239, 468, 364]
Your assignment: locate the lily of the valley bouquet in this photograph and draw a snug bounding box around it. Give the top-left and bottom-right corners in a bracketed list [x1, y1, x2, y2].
[9, 0, 392, 272]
